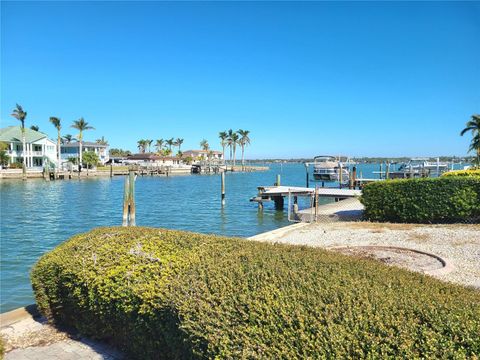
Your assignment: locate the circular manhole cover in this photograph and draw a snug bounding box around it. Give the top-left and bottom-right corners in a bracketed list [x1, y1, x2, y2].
[330, 246, 450, 274]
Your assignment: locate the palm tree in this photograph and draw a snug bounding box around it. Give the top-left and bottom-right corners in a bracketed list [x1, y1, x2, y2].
[30, 125, 39, 131]
[95, 136, 109, 146]
[176, 138, 184, 152]
[11, 104, 27, 179]
[227, 129, 234, 163]
[460, 114, 480, 165]
[237, 129, 251, 170]
[63, 134, 74, 144]
[200, 139, 209, 151]
[219, 131, 228, 163]
[146, 139, 153, 153]
[230, 132, 239, 169]
[71, 117, 94, 168]
[137, 139, 146, 153]
[49, 117, 62, 169]
[155, 139, 164, 153]
[166, 138, 175, 152]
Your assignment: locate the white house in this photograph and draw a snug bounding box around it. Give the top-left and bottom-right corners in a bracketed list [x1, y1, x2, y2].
[0, 126, 57, 168]
[183, 150, 223, 161]
[60, 142, 110, 165]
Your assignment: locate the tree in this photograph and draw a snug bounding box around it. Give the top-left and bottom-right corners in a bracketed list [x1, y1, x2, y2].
[227, 129, 235, 164]
[30, 125, 39, 131]
[219, 131, 228, 163]
[237, 129, 251, 170]
[49, 117, 62, 169]
[166, 138, 175, 152]
[109, 148, 131, 157]
[200, 139, 209, 155]
[63, 134, 75, 144]
[137, 140, 146, 153]
[11, 104, 27, 179]
[460, 114, 480, 166]
[96, 136, 109, 146]
[176, 138, 184, 152]
[147, 139, 153, 153]
[155, 139, 164, 153]
[0, 142, 10, 167]
[229, 132, 239, 169]
[82, 151, 99, 175]
[71, 117, 95, 169]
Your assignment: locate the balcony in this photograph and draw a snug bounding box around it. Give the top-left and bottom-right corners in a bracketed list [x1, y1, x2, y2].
[8, 150, 45, 157]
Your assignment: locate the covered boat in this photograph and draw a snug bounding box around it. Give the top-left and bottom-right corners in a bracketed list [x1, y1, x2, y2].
[312, 156, 350, 183]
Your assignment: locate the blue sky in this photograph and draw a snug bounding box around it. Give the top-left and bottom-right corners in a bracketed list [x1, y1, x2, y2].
[1, 1, 479, 158]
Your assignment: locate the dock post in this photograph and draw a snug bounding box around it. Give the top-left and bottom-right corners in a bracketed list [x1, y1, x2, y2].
[275, 174, 281, 186]
[122, 175, 130, 226]
[221, 171, 225, 206]
[339, 164, 343, 189]
[380, 163, 383, 179]
[273, 196, 284, 210]
[128, 169, 136, 226]
[352, 166, 357, 189]
[110, 163, 113, 178]
[386, 162, 390, 179]
[304, 163, 309, 188]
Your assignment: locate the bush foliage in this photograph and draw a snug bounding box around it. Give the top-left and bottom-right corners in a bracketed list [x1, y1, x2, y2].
[442, 169, 480, 177]
[361, 177, 480, 223]
[31, 227, 480, 359]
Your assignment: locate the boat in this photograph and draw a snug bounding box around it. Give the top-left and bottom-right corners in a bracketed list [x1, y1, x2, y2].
[312, 155, 350, 183]
[396, 158, 449, 177]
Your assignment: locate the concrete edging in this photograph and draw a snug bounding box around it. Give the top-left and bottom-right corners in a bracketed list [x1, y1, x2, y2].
[0, 304, 39, 328]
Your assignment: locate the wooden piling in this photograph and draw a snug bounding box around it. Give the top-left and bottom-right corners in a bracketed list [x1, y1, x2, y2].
[276, 174, 281, 186]
[221, 171, 225, 206]
[122, 175, 130, 226]
[110, 163, 113, 178]
[352, 166, 357, 189]
[339, 163, 343, 189]
[128, 169, 136, 226]
[273, 196, 284, 210]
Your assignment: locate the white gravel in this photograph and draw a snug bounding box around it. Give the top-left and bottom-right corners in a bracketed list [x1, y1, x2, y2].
[251, 222, 480, 289]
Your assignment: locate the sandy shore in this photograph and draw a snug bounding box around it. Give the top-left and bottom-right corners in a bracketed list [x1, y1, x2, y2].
[250, 222, 480, 289]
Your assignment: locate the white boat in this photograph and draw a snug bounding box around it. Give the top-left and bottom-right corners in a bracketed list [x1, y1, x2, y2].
[397, 158, 449, 176]
[312, 155, 350, 182]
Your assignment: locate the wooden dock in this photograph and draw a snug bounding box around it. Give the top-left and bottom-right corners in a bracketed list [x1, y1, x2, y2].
[251, 185, 362, 210]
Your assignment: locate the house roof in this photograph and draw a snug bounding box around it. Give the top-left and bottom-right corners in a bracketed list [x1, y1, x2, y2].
[61, 141, 108, 148]
[0, 126, 48, 143]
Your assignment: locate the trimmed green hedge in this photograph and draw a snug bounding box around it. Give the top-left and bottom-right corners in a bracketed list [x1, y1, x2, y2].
[442, 169, 480, 177]
[32, 227, 480, 359]
[361, 177, 480, 223]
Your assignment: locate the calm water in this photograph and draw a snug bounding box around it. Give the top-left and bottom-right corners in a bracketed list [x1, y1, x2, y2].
[0, 162, 465, 312]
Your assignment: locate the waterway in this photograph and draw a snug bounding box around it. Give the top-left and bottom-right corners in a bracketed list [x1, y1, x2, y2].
[0, 162, 466, 312]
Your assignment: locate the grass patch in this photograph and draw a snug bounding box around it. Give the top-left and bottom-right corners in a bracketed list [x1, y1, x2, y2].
[31, 227, 480, 359]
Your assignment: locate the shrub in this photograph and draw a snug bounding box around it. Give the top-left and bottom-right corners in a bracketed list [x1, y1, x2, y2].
[442, 169, 480, 177]
[31, 227, 480, 359]
[361, 177, 480, 223]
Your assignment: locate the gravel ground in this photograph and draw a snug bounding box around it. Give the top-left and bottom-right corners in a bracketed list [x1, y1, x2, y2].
[253, 222, 480, 289]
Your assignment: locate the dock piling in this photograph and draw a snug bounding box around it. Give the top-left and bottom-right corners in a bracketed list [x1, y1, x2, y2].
[122, 169, 137, 226]
[275, 174, 281, 186]
[221, 171, 225, 206]
[122, 175, 129, 226]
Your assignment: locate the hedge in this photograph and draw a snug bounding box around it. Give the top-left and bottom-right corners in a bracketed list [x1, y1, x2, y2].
[31, 227, 480, 359]
[442, 169, 480, 177]
[361, 177, 480, 223]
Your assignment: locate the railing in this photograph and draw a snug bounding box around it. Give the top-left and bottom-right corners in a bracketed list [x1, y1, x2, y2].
[7, 150, 44, 156]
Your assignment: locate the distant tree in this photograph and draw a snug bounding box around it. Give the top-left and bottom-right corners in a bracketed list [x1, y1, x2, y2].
[229, 132, 239, 168]
[137, 140, 147, 153]
[219, 131, 228, 162]
[30, 125, 39, 131]
[237, 129, 251, 170]
[227, 129, 234, 163]
[460, 114, 480, 165]
[166, 138, 175, 152]
[63, 134, 75, 144]
[71, 118, 95, 168]
[146, 139, 153, 153]
[175, 138, 184, 152]
[95, 136, 109, 146]
[82, 151, 99, 168]
[200, 139, 209, 151]
[109, 148, 131, 157]
[11, 104, 27, 179]
[155, 139, 164, 153]
[0, 142, 10, 167]
[49, 117, 62, 168]
[183, 155, 193, 165]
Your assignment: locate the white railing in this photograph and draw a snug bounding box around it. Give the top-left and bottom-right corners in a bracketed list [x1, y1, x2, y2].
[8, 150, 45, 157]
